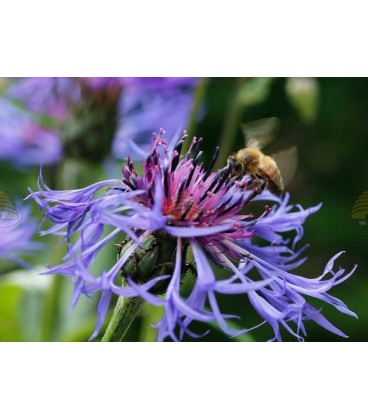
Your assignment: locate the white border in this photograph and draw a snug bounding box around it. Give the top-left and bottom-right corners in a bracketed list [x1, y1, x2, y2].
[1, 343, 366, 418]
[1, 1, 367, 75]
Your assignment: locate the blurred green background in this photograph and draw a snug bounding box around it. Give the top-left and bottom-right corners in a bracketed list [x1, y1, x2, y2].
[0, 77, 367, 342]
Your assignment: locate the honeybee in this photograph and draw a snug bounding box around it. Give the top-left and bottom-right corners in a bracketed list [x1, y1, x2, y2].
[227, 118, 297, 195]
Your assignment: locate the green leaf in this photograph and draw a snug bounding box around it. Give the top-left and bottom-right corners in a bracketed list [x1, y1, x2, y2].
[285, 77, 320, 124]
[0, 284, 24, 341]
[0, 267, 53, 341]
[237, 77, 274, 108]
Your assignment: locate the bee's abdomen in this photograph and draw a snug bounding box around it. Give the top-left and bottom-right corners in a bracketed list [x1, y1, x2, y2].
[259, 156, 284, 195]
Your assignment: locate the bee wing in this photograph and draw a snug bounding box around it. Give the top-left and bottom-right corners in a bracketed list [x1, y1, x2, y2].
[0, 191, 22, 227]
[270, 146, 298, 188]
[241, 117, 281, 149]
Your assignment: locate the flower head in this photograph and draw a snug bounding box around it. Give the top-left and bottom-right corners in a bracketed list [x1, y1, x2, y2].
[27, 130, 357, 341]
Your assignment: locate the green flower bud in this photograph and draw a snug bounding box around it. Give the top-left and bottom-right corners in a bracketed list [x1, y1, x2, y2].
[116, 230, 179, 294]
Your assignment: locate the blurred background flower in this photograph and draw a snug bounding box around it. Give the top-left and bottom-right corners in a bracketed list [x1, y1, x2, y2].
[0, 98, 62, 167]
[112, 77, 198, 158]
[0, 77, 199, 166]
[5, 77, 78, 120]
[0, 201, 41, 267]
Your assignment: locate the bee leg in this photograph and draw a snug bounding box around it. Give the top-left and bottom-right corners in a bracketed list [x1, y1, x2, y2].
[255, 175, 268, 195]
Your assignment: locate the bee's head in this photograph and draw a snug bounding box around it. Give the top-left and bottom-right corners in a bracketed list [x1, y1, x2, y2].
[227, 155, 244, 178]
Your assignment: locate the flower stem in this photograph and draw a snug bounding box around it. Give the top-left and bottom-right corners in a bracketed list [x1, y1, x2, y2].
[40, 269, 66, 342]
[101, 296, 144, 342]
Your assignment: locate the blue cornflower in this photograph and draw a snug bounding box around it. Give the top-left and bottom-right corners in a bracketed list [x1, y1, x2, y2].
[27, 130, 357, 341]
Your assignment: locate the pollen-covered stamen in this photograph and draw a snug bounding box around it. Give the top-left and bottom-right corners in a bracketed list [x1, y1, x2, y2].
[186, 136, 198, 155]
[151, 129, 168, 151]
[217, 195, 244, 217]
[164, 165, 170, 198]
[193, 137, 204, 160]
[204, 146, 220, 181]
[164, 191, 201, 223]
[180, 200, 195, 221]
[185, 161, 199, 190]
[199, 171, 223, 203]
[215, 194, 234, 213]
[171, 137, 186, 172]
[193, 209, 205, 222]
[177, 179, 187, 196]
[199, 165, 232, 204]
[213, 166, 232, 194]
[224, 179, 236, 193]
[184, 155, 204, 193]
[193, 150, 203, 166]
